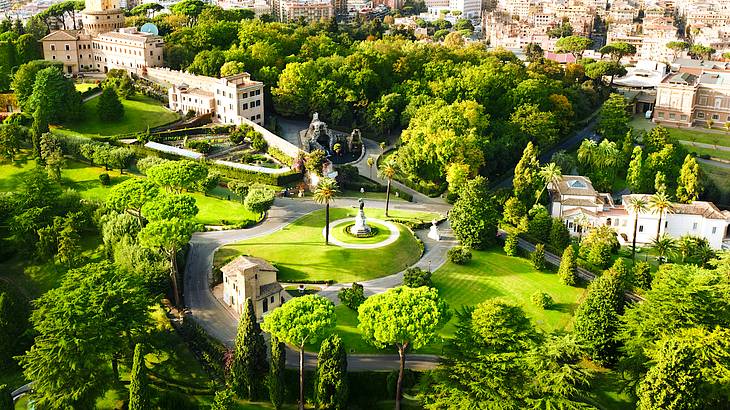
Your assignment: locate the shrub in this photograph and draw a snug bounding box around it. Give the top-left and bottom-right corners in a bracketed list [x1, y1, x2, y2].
[531, 243, 546, 270]
[558, 246, 578, 286]
[185, 139, 213, 154]
[528, 207, 552, 243]
[504, 234, 519, 256]
[531, 291, 554, 309]
[403, 267, 432, 287]
[549, 218, 571, 251]
[244, 187, 275, 214]
[447, 246, 472, 265]
[98, 173, 110, 185]
[137, 156, 170, 175]
[502, 197, 526, 226]
[338, 283, 366, 311]
[633, 261, 652, 290]
[580, 226, 619, 269]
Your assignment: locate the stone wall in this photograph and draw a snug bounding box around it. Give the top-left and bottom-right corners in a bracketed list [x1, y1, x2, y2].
[238, 116, 302, 159]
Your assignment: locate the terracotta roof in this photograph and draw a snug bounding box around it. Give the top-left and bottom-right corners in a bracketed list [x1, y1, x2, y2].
[563, 208, 597, 217]
[552, 175, 599, 196]
[222, 256, 278, 274]
[562, 198, 601, 207]
[672, 201, 729, 220]
[40, 30, 80, 41]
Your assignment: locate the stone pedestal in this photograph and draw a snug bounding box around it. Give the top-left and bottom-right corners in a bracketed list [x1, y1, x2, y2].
[350, 209, 371, 235]
[427, 220, 440, 241]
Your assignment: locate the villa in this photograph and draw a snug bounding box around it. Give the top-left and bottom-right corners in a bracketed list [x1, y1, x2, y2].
[549, 175, 730, 249]
[221, 256, 284, 320]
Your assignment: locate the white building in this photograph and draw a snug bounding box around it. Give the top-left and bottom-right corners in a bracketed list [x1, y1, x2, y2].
[221, 256, 284, 320]
[549, 175, 730, 249]
[146, 68, 265, 126]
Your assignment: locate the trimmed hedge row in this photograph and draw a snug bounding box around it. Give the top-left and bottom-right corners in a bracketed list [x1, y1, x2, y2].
[268, 145, 295, 166]
[210, 162, 302, 186]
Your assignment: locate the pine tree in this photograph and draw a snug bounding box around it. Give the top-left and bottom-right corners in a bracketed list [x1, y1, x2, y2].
[574, 271, 624, 365]
[230, 298, 268, 400]
[558, 246, 578, 286]
[513, 142, 541, 204]
[97, 87, 125, 122]
[128, 343, 149, 410]
[676, 155, 702, 203]
[268, 335, 286, 410]
[316, 335, 348, 410]
[0, 384, 12, 410]
[531, 244, 546, 270]
[626, 146, 644, 193]
[504, 234, 519, 256]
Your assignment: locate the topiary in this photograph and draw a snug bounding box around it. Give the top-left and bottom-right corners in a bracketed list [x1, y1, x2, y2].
[531, 291, 554, 309]
[338, 283, 366, 311]
[447, 246, 472, 265]
[244, 187, 275, 214]
[98, 173, 110, 186]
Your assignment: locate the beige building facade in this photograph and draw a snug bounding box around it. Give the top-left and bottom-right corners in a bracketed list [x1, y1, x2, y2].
[654, 69, 730, 127]
[41, 0, 164, 75]
[221, 256, 284, 320]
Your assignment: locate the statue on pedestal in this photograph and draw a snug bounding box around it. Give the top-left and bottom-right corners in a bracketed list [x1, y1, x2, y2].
[350, 198, 372, 235]
[427, 219, 440, 241]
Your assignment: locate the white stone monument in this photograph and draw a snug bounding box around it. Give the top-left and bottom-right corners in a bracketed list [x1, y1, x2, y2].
[427, 219, 440, 241]
[350, 198, 372, 235]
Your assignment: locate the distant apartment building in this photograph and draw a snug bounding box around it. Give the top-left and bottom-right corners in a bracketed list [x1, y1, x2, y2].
[216, 0, 272, 16]
[272, 0, 335, 22]
[147, 67, 265, 126]
[41, 0, 164, 74]
[654, 67, 730, 127]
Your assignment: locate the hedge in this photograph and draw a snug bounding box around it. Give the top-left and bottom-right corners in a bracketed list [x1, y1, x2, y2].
[210, 162, 302, 186]
[177, 318, 227, 381]
[268, 145, 295, 166]
[79, 84, 102, 99]
[149, 127, 215, 141]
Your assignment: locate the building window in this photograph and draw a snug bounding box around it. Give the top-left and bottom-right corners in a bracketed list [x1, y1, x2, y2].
[700, 96, 707, 105]
[50, 44, 55, 51]
[715, 98, 723, 108]
[669, 113, 676, 120]
[693, 222, 698, 230]
[698, 112, 705, 118]
[638, 225, 643, 233]
[713, 114, 719, 120]
[681, 115, 687, 121]
[712, 227, 717, 234]
[270, 296, 274, 303]
[658, 112, 664, 118]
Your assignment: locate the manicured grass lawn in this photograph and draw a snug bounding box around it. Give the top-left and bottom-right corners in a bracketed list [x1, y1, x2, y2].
[0, 154, 260, 226]
[74, 82, 98, 92]
[215, 208, 438, 283]
[631, 115, 730, 147]
[52, 94, 179, 138]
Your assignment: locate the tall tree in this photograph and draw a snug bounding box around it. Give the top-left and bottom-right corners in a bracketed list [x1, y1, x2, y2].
[449, 176, 498, 249]
[27, 66, 81, 123]
[558, 246, 578, 286]
[230, 298, 268, 400]
[649, 191, 673, 241]
[128, 343, 150, 410]
[358, 286, 448, 410]
[316, 334, 348, 410]
[626, 196, 649, 260]
[262, 295, 336, 410]
[40, 132, 63, 181]
[268, 335, 286, 410]
[574, 270, 624, 365]
[97, 87, 124, 121]
[626, 146, 645, 193]
[313, 177, 338, 245]
[0, 290, 30, 367]
[138, 218, 196, 306]
[0, 123, 24, 161]
[555, 35, 592, 58]
[597, 93, 630, 142]
[534, 162, 562, 206]
[513, 142, 541, 204]
[676, 155, 702, 203]
[20, 262, 150, 409]
[31, 107, 48, 161]
[378, 159, 398, 217]
[107, 178, 160, 222]
[141, 194, 198, 222]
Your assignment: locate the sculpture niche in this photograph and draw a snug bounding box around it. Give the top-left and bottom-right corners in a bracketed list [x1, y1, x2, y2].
[301, 113, 362, 163]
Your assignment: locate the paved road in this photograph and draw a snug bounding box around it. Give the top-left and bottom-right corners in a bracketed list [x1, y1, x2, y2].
[184, 196, 451, 370]
[698, 157, 730, 169]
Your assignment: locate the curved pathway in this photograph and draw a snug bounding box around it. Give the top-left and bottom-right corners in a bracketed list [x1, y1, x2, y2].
[323, 218, 401, 249]
[184, 196, 452, 370]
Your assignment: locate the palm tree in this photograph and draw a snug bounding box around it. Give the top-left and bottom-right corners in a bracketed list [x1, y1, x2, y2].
[534, 162, 562, 206]
[379, 160, 398, 217]
[651, 234, 676, 263]
[649, 191, 674, 241]
[626, 196, 649, 260]
[313, 177, 339, 245]
[677, 235, 696, 263]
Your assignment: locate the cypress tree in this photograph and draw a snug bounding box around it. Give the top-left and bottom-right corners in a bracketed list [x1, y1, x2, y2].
[230, 298, 268, 400]
[574, 271, 624, 365]
[503, 234, 519, 256]
[531, 243, 546, 271]
[268, 335, 286, 410]
[128, 343, 149, 410]
[676, 155, 702, 203]
[97, 87, 124, 122]
[0, 384, 12, 410]
[31, 107, 48, 161]
[316, 335, 348, 410]
[513, 142, 541, 204]
[558, 246, 578, 286]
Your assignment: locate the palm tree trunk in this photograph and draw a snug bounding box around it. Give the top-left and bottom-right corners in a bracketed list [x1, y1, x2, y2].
[632, 216, 639, 260]
[656, 212, 663, 241]
[385, 179, 391, 217]
[325, 202, 330, 245]
[395, 343, 407, 410]
[170, 249, 181, 307]
[299, 345, 304, 410]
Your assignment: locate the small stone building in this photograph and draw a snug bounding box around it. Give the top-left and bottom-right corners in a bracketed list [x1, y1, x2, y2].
[221, 256, 284, 320]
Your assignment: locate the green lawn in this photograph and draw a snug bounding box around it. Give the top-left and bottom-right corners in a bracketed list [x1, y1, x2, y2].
[215, 208, 438, 283]
[0, 154, 260, 226]
[631, 115, 730, 147]
[52, 94, 179, 138]
[681, 144, 730, 161]
[74, 82, 98, 93]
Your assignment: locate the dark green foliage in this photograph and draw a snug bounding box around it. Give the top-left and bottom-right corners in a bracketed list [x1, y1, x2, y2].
[447, 246, 472, 265]
[597, 93, 630, 142]
[531, 243, 546, 270]
[184, 139, 213, 153]
[128, 344, 149, 410]
[97, 87, 125, 122]
[268, 335, 286, 410]
[633, 261, 652, 290]
[531, 291, 554, 309]
[316, 335, 348, 410]
[449, 176, 498, 249]
[527, 207, 552, 243]
[11, 60, 62, 111]
[230, 298, 268, 400]
[574, 270, 624, 365]
[212, 388, 235, 410]
[504, 233, 519, 256]
[101, 69, 134, 99]
[244, 187, 275, 214]
[403, 267, 432, 287]
[558, 246, 578, 286]
[27, 66, 81, 123]
[549, 218, 571, 251]
[579, 225, 619, 269]
[98, 173, 110, 185]
[0, 384, 11, 410]
[338, 283, 366, 311]
[0, 290, 30, 367]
